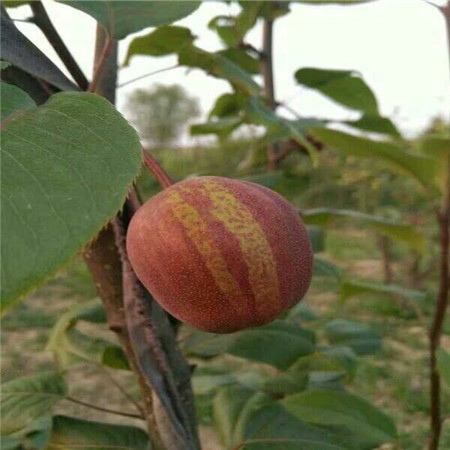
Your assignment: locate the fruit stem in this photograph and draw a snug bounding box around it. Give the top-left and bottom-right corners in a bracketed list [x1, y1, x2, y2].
[143, 150, 174, 189]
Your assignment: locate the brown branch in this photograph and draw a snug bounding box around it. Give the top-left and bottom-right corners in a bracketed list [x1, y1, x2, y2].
[82, 25, 166, 450]
[260, 7, 280, 172]
[429, 157, 450, 450]
[428, 5, 450, 450]
[30, 1, 89, 90]
[65, 396, 143, 419]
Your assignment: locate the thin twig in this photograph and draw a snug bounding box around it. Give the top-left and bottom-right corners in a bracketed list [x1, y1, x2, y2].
[30, 1, 88, 90]
[117, 64, 180, 89]
[88, 36, 114, 93]
[96, 364, 145, 417]
[143, 150, 174, 189]
[65, 396, 143, 419]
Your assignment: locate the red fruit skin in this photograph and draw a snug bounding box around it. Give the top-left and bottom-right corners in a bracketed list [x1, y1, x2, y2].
[126, 176, 313, 333]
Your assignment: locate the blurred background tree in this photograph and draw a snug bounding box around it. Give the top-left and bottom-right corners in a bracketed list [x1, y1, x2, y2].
[124, 83, 201, 148]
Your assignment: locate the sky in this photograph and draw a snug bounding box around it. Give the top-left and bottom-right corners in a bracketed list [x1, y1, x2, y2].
[8, 0, 450, 138]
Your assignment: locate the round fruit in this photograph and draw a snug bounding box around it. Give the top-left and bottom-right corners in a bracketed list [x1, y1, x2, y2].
[126, 176, 313, 333]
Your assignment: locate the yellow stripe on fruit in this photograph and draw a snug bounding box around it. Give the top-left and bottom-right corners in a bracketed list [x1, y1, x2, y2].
[192, 179, 280, 315]
[166, 190, 247, 317]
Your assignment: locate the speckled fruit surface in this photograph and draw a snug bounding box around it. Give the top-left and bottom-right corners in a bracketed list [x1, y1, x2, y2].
[126, 176, 313, 333]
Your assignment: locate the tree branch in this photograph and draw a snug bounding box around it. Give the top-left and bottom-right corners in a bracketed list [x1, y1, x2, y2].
[428, 7, 450, 447]
[30, 1, 89, 90]
[143, 151, 174, 189]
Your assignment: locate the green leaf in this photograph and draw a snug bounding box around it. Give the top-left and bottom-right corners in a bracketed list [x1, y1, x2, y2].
[217, 49, 260, 74]
[190, 117, 243, 138]
[1, 92, 142, 309]
[419, 136, 450, 159]
[437, 349, 450, 387]
[290, 346, 357, 380]
[1, 61, 11, 70]
[209, 92, 248, 118]
[310, 127, 439, 190]
[208, 15, 237, 47]
[48, 415, 150, 450]
[179, 45, 260, 95]
[215, 386, 349, 450]
[3, 1, 30, 7]
[343, 114, 401, 137]
[340, 278, 426, 305]
[123, 26, 195, 66]
[1, 372, 66, 435]
[1, 13, 78, 92]
[1, 82, 35, 122]
[6, 417, 53, 450]
[295, 68, 378, 114]
[325, 319, 381, 355]
[0, 436, 22, 450]
[60, 1, 200, 40]
[301, 207, 426, 252]
[46, 300, 129, 370]
[236, 1, 263, 38]
[213, 385, 259, 448]
[306, 225, 325, 253]
[262, 372, 309, 396]
[282, 390, 397, 448]
[313, 257, 342, 279]
[287, 302, 320, 321]
[235, 441, 347, 450]
[185, 321, 315, 370]
[246, 97, 322, 164]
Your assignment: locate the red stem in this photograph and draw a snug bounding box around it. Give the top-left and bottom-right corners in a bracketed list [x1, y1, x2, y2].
[143, 151, 174, 189]
[88, 36, 113, 93]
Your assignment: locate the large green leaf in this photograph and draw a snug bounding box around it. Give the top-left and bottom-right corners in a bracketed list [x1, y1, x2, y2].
[301, 207, 425, 252]
[123, 26, 195, 66]
[1, 372, 66, 435]
[60, 1, 201, 40]
[437, 349, 450, 388]
[282, 390, 397, 448]
[325, 319, 381, 355]
[1, 11, 78, 92]
[47, 415, 150, 450]
[46, 300, 129, 370]
[340, 279, 426, 305]
[295, 68, 378, 114]
[1, 82, 35, 122]
[214, 386, 350, 450]
[309, 127, 438, 189]
[178, 45, 261, 95]
[1, 93, 142, 310]
[184, 321, 315, 370]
